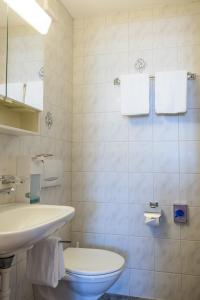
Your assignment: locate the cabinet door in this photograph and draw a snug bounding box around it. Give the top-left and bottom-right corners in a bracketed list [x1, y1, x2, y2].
[7, 6, 44, 111]
[0, 1, 7, 99]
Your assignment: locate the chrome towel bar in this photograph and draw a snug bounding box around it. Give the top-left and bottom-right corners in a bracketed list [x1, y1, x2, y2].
[114, 72, 196, 86]
[59, 240, 71, 244]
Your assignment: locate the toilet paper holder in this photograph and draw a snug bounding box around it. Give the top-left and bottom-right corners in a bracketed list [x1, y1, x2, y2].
[149, 202, 159, 208]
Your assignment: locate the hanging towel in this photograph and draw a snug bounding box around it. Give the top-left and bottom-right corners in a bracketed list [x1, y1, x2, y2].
[120, 73, 149, 116]
[26, 237, 65, 288]
[155, 70, 187, 114]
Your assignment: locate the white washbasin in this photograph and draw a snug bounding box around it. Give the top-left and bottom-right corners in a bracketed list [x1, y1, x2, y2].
[0, 204, 75, 256]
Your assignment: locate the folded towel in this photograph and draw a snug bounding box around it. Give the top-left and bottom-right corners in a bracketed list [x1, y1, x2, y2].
[26, 237, 65, 288]
[120, 73, 149, 116]
[155, 70, 187, 114]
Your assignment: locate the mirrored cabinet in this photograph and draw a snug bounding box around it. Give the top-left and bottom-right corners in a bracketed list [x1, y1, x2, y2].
[0, 0, 44, 135]
[0, 1, 7, 99]
[7, 7, 44, 110]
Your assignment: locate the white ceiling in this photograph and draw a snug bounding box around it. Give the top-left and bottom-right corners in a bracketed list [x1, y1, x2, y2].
[60, 0, 199, 18]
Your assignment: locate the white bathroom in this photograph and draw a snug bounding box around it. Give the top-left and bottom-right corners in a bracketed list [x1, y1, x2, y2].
[0, 0, 200, 299]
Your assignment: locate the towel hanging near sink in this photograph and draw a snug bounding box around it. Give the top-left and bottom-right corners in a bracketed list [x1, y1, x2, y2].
[26, 236, 65, 288]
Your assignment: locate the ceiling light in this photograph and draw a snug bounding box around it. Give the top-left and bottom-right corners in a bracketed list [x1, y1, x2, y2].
[4, 0, 52, 35]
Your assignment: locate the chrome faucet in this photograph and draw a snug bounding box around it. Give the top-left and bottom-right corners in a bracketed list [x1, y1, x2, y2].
[0, 175, 25, 185]
[0, 187, 15, 194]
[0, 175, 16, 184]
[0, 175, 25, 195]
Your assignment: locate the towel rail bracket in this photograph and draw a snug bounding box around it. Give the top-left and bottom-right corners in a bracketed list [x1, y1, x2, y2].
[59, 240, 71, 244]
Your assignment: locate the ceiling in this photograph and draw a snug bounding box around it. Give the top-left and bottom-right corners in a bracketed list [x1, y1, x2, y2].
[60, 0, 200, 18]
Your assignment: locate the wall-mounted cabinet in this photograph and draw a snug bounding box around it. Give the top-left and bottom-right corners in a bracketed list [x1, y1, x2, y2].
[0, 98, 40, 135]
[0, 0, 44, 135]
[0, 1, 7, 99]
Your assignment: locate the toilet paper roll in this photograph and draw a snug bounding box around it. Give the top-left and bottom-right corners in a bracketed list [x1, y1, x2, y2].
[144, 212, 161, 227]
[145, 216, 160, 226]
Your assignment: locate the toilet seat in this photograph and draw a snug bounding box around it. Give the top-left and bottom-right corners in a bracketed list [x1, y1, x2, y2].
[64, 268, 123, 284]
[63, 248, 125, 276]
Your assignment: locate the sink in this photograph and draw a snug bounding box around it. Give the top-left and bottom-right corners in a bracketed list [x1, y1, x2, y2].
[0, 204, 75, 256]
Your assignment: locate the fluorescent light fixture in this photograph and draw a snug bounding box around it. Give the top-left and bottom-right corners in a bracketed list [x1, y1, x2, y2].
[4, 0, 52, 34]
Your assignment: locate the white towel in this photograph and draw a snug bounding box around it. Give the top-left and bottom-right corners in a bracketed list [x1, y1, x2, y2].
[155, 70, 187, 114]
[120, 73, 149, 116]
[26, 237, 65, 288]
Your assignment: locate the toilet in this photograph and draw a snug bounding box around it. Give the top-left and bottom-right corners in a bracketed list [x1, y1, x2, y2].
[34, 247, 125, 300]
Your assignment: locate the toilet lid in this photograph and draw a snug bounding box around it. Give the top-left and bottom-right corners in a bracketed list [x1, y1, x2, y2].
[64, 248, 125, 276]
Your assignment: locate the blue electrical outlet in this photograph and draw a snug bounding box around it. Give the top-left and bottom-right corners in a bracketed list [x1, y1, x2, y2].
[174, 204, 188, 224]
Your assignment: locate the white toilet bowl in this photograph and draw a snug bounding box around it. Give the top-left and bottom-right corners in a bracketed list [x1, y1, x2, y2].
[34, 247, 125, 300]
[64, 269, 123, 300]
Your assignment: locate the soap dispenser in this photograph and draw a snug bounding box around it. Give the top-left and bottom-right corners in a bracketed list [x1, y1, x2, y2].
[29, 174, 41, 204]
[26, 158, 43, 204]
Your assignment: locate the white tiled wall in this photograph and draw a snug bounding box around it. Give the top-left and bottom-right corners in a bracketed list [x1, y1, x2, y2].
[72, 2, 200, 299]
[0, 0, 73, 299]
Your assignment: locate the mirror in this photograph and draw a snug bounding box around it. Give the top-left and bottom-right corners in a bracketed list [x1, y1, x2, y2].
[0, 2, 44, 111]
[7, 5, 44, 111]
[0, 1, 7, 99]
